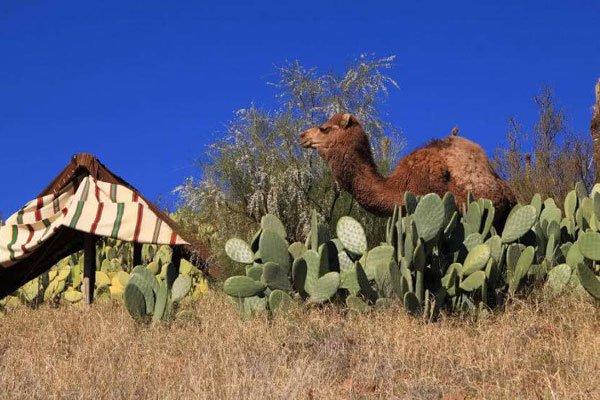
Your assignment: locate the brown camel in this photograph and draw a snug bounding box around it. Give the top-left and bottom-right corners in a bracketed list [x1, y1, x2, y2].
[300, 113, 516, 226]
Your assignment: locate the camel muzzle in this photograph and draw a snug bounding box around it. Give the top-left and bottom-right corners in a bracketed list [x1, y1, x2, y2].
[299, 130, 316, 148]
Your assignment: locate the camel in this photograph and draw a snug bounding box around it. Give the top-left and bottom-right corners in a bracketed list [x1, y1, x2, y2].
[300, 113, 516, 226]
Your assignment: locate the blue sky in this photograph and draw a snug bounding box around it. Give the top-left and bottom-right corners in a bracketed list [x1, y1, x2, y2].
[1, 1, 599, 217]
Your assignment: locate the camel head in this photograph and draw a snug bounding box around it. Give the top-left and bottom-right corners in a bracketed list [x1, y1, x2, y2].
[300, 113, 377, 190]
[300, 113, 372, 162]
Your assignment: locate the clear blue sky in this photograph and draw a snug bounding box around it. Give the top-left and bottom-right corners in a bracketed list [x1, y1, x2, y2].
[2, 1, 599, 217]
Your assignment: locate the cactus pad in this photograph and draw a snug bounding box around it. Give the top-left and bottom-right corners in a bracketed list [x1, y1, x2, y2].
[268, 289, 293, 313]
[403, 292, 421, 316]
[459, 270, 486, 292]
[501, 205, 537, 243]
[225, 238, 254, 264]
[413, 193, 445, 241]
[261, 262, 292, 291]
[336, 216, 367, 255]
[223, 276, 266, 298]
[576, 263, 600, 300]
[544, 264, 572, 296]
[346, 295, 371, 313]
[307, 272, 340, 303]
[577, 231, 600, 261]
[171, 275, 192, 302]
[259, 230, 291, 271]
[462, 244, 491, 275]
[260, 213, 287, 239]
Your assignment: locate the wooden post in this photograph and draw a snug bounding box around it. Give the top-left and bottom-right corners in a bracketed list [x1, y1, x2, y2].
[172, 245, 182, 274]
[592, 79, 600, 182]
[83, 234, 97, 305]
[133, 242, 142, 266]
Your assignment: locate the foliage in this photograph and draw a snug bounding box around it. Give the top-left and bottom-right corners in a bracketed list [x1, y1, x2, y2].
[222, 184, 600, 320]
[175, 55, 404, 277]
[494, 86, 594, 206]
[0, 238, 209, 319]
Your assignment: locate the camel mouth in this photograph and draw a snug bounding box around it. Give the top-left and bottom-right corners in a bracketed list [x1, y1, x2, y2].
[300, 136, 315, 148]
[300, 129, 319, 149]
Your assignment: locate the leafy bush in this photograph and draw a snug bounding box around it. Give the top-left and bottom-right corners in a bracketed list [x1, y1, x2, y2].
[494, 86, 594, 206]
[222, 184, 600, 320]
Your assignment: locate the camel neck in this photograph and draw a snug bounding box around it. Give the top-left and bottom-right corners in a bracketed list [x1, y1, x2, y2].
[339, 158, 401, 216]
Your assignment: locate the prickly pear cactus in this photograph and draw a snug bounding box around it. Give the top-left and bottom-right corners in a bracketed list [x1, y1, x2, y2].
[336, 216, 367, 255]
[501, 205, 537, 243]
[225, 238, 254, 264]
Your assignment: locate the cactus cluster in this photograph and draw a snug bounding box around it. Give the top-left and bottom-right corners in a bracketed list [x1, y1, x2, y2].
[0, 238, 209, 318]
[223, 183, 600, 320]
[122, 263, 193, 323]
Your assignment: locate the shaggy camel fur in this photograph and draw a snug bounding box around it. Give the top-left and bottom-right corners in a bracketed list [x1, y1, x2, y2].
[300, 113, 516, 225]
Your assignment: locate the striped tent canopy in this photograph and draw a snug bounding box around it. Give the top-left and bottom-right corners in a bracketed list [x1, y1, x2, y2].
[0, 153, 210, 298]
[1, 176, 187, 269]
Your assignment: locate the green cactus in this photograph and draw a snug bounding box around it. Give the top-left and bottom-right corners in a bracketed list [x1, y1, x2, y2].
[288, 242, 307, 260]
[462, 244, 491, 276]
[290, 258, 305, 294]
[544, 264, 572, 296]
[404, 192, 418, 214]
[123, 273, 154, 319]
[259, 230, 291, 271]
[152, 281, 169, 323]
[171, 275, 192, 302]
[63, 289, 83, 303]
[364, 245, 394, 281]
[336, 216, 367, 255]
[463, 201, 482, 236]
[339, 265, 361, 295]
[260, 213, 287, 239]
[261, 262, 292, 292]
[463, 233, 483, 251]
[501, 205, 537, 243]
[246, 264, 264, 281]
[223, 276, 266, 298]
[268, 289, 293, 314]
[576, 263, 600, 300]
[413, 193, 445, 241]
[403, 292, 421, 316]
[509, 246, 535, 294]
[346, 295, 371, 313]
[225, 238, 255, 264]
[564, 190, 578, 221]
[577, 231, 600, 261]
[459, 270, 486, 292]
[307, 272, 340, 303]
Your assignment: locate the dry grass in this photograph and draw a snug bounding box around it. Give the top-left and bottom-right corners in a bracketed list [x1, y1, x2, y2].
[0, 293, 599, 400]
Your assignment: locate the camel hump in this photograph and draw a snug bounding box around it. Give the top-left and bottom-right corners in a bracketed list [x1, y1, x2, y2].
[442, 135, 511, 202]
[395, 134, 509, 206]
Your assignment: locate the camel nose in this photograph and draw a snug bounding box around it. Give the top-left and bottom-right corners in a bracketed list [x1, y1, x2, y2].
[299, 130, 309, 146]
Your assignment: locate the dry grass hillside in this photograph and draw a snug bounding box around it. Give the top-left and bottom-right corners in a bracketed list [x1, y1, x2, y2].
[1, 292, 599, 400]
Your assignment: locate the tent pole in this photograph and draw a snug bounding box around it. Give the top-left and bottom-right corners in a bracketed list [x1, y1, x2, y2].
[172, 245, 182, 274]
[83, 234, 97, 305]
[133, 242, 142, 267]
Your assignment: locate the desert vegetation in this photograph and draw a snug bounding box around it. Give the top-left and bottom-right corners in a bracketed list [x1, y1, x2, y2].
[1, 58, 599, 400]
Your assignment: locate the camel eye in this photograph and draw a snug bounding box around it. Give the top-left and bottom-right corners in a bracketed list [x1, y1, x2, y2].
[319, 126, 332, 133]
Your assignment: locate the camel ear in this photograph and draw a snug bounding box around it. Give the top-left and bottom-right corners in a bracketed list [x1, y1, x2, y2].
[340, 113, 353, 128]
